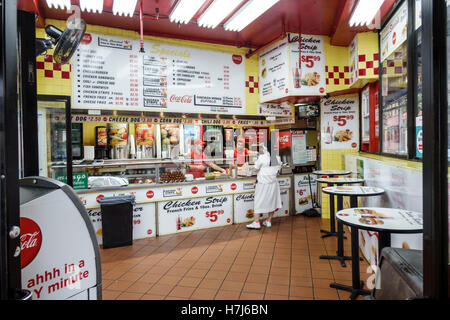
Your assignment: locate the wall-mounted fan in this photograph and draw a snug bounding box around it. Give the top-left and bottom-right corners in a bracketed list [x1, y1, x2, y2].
[35, 18, 86, 64]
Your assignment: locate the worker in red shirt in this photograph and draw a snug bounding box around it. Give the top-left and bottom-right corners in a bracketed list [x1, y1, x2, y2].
[186, 139, 226, 178]
[233, 136, 258, 167]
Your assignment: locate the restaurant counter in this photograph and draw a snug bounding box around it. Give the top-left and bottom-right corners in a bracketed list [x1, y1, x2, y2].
[76, 175, 294, 244]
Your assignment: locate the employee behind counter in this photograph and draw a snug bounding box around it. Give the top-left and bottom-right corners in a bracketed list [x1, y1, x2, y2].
[185, 139, 226, 178]
[234, 136, 258, 167]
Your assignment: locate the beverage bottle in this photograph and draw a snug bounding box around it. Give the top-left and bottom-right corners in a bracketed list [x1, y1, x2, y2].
[176, 216, 182, 230]
[294, 63, 300, 88]
[325, 122, 332, 144]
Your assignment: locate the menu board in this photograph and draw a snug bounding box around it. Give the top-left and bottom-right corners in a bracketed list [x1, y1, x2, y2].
[72, 33, 246, 114]
[321, 96, 359, 150]
[258, 102, 293, 117]
[291, 130, 307, 165]
[380, 1, 408, 62]
[288, 34, 326, 96]
[259, 38, 289, 102]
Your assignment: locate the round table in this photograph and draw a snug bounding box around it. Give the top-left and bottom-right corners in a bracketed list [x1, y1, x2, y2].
[332, 207, 422, 300]
[311, 170, 352, 212]
[312, 170, 352, 177]
[321, 186, 385, 269]
[316, 177, 365, 238]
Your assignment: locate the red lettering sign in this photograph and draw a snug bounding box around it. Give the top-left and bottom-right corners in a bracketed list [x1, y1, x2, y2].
[170, 95, 193, 104]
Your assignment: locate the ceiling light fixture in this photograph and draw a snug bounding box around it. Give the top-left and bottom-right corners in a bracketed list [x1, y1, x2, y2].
[349, 0, 384, 27]
[224, 0, 280, 32]
[46, 0, 71, 10]
[113, 0, 138, 17]
[198, 0, 243, 29]
[169, 0, 206, 25]
[79, 0, 103, 13]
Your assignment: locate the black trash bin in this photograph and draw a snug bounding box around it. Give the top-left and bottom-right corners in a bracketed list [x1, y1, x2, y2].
[99, 195, 135, 249]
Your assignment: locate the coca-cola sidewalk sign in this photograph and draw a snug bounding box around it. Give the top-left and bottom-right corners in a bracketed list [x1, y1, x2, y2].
[20, 177, 101, 300]
[20, 218, 42, 268]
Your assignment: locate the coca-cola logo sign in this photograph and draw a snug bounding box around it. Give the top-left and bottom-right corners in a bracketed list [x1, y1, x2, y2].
[230, 183, 237, 191]
[170, 95, 192, 104]
[191, 187, 198, 194]
[232, 54, 243, 65]
[81, 33, 92, 45]
[146, 190, 154, 199]
[20, 217, 42, 269]
[96, 194, 104, 203]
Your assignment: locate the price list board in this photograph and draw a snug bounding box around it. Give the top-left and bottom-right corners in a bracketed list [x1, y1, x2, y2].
[73, 35, 141, 108]
[320, 96, 359, 150]
[72, 33, 246, 114]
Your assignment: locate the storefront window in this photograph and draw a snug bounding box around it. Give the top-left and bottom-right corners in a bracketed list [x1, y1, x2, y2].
[37, 101, 70, 181]
[380, 1, 409, 156]
[415, 0, 423, 159]
[446, 0, 450, 263]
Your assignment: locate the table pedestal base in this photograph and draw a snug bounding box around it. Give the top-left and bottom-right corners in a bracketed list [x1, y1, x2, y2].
[320, 230, 339, 238]
[320, 254, 352, 267]
[330, 281, 371, 300]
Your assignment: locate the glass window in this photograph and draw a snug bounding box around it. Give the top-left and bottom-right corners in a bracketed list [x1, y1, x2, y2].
[380, 1, 409, 156]
[361, 87, 370, 143]
[446, 0, 450, 263]
[415, 0, 423, 159]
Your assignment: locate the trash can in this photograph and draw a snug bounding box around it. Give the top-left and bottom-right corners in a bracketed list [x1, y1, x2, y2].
[99, 195, 135, 249]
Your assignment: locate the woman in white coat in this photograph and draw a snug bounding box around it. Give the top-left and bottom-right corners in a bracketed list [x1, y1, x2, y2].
[247, 145, 282, 229]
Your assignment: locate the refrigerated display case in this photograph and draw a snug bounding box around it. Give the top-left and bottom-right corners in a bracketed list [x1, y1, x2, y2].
[108, 123, 129, 160]
[203, 125, 223, 160]
[243, 127, 269, 164]
[51, 157, 237, 187]
[160, 124, 181, 158]
[135, 123, 155, 159]
[184, 125, 202, 156]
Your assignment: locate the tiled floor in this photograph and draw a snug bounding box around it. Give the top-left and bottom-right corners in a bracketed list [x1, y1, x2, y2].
[100, 215, 372, 300]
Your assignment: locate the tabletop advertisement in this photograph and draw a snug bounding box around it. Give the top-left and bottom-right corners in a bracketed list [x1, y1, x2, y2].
[344, 154, 423, 266]
[380, 1, 408, 62]
[321, 96, 359, 150]
[294, 174, 317, 214]
[158, 195, 233, 235]
[72, 33, 246, 114]
[288, 33, 326, 96]
[259, 38, 290, 102]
